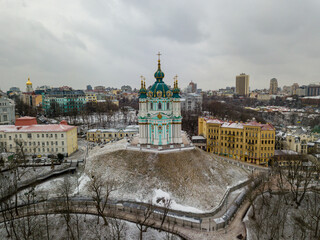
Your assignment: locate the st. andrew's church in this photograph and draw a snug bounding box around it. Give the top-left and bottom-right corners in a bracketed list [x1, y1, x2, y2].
[138, 54, 182, 146]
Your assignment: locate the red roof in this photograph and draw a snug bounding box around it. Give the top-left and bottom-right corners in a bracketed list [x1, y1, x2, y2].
[0, 120, 76, 133]
[15, 117, 37, 126]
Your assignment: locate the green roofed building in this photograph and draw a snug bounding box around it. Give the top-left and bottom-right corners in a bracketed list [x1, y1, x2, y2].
[138, 53, 182, 146]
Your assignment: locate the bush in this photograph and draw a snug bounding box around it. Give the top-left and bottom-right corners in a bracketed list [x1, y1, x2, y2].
[57, 153, 64, 161]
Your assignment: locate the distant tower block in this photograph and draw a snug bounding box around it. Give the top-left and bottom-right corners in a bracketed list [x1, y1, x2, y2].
[138, 53, 182, 146]
[26, 77, 33, 93]
[269, 78, 278, 95]
[236, 73, 249, 96]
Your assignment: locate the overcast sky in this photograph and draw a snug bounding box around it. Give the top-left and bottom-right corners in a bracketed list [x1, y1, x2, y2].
[1, 0, 320, 92]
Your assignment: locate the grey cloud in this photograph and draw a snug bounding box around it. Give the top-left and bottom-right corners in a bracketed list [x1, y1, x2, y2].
[1, 0, 320, 91]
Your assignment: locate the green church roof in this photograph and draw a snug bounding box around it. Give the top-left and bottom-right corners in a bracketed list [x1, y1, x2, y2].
[139, 55, 180, 99]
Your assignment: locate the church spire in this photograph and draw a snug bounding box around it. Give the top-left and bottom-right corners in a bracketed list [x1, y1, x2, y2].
[154, 52, 165, 82]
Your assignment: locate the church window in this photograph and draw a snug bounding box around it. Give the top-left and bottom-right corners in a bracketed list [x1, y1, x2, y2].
[158, 102, 162, 110]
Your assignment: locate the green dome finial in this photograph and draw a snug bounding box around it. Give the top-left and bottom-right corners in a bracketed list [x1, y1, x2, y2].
[154, 52, 165, 82]
[139, 75, 147, 99]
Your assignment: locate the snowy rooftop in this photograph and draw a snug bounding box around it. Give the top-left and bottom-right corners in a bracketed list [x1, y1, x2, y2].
[221, 122, 244, 129]
[87, 125, 139, 133]
[274, 150, 299, 155]
[203, 117, 275, 131]
[0, 123, 76, 133]
[192, 136, 206, 140]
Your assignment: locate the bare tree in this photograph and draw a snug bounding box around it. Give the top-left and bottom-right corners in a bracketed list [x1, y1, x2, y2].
[293, 192, 320, 239]
[136, 201, 155, 240]
[273, 156, 314, 207]
[58, 176, 75, 240]
[110, 218, 127, 240]
[88, 173, 117, 225]
[156, 197, 172, 229]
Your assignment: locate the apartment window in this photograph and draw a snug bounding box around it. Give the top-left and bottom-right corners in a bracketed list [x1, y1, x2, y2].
[50, 134, 53, 138]
[37, 134, 39, 138]
[42, 134, 44, 138]
[56, 148, 58, 152]
[61, 134, 64, 137]
[62, 148, 64, 152]
[19, 134, 22, 138]
[38, 148, 40, 152]
[56, 141, 58, 145]
[62, 141, 64, 145]
[55, 134, 57, 138]
[47, 148, 49, 152]
[9, 136, 11, 140]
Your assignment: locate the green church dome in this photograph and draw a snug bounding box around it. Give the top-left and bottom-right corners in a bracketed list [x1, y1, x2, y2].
[149, 59, 171, 98]
[139, 54, 180, 99]
[154, 60, 165, 80]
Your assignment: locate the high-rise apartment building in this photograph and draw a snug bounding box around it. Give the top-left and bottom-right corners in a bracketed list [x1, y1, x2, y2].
[308, 84, 320, 96]
[269, 78, 278, 95]
[236, 73, 249, 96]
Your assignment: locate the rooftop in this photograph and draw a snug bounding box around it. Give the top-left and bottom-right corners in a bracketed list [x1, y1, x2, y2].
[0, 117, 76, 133]
[0, 124, 76, 133]
[203, 117, 275, 131]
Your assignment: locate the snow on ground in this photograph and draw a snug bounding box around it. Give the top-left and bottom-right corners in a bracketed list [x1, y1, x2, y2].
[73, 173, 90, 195]
[152, 189, 204, 213]
[83, 140, 249, 212]
[35, 177, 65, 199]
[0, 214, 176, 240]
[87, 139, 128, 160]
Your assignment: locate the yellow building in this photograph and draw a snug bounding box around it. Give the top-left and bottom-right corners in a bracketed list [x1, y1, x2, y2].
[22, 93, 42, 107]
[86, 126, 138, 143]
[85, 92, 97, 103]
[198, 117, 275, 166]
[0, 117, 78, 157]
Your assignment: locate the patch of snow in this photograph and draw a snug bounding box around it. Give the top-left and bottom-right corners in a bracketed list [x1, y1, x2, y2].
[152, 189, 204, 213]
[73, 173, 91, 195]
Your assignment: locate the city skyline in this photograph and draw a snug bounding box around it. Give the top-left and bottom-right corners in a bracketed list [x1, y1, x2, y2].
[1, 1, 320, 91]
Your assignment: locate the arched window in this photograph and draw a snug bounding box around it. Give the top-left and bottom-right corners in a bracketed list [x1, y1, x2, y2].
[167, 102, 170, 110]
[158, 102, 162, 110]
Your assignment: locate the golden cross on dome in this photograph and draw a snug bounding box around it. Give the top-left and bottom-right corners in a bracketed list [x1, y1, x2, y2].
[157, 51, 161, 61]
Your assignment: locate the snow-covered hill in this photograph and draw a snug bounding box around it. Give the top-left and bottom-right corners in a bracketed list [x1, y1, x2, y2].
[82, 140, 249, 212]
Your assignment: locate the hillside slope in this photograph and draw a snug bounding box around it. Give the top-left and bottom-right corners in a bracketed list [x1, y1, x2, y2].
[84, 142, 249, 211]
